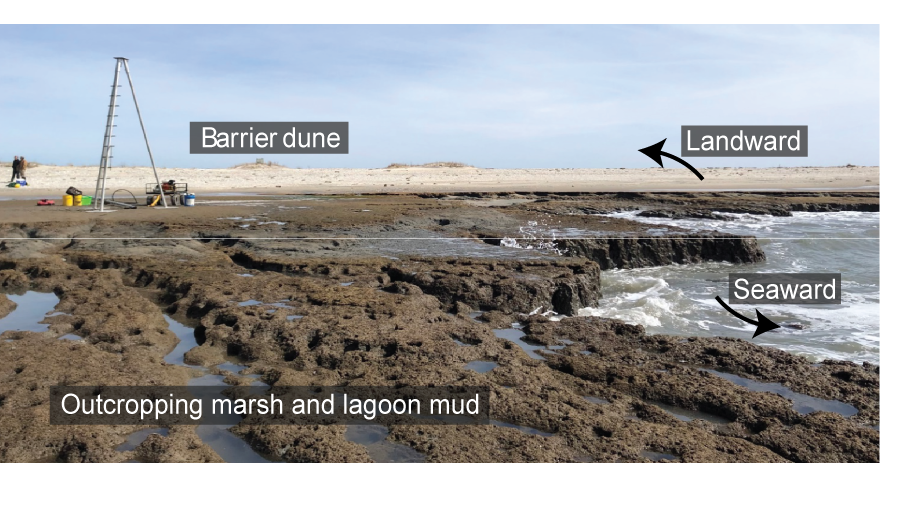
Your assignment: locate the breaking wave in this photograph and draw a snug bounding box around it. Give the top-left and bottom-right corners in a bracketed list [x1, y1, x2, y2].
[577, 211, 879, 364]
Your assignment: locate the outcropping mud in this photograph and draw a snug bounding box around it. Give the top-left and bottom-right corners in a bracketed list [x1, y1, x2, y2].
[0, 294, 14, 318]
[0, 245, 878, 463]
[451, 191, 879, 217]
[555, 234, 764, 270]
[0, 191, 880, 462]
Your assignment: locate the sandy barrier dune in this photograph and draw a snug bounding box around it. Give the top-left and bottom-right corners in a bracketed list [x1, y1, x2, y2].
[0, 164, 879, 197]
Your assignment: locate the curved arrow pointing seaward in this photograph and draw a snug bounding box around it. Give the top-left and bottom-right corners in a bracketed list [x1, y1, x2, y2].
[638, 138, 704, 180]
[715, 296, 780, 338]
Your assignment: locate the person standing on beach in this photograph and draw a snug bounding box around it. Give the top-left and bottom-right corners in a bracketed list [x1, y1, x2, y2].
[10, 156, 20, 182]
[16, 157, 28, 182]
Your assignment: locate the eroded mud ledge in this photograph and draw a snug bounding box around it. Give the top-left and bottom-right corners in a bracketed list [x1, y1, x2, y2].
[0, 192, 879, 462]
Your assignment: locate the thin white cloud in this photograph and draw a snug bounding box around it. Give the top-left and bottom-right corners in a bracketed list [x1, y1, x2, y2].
[0, 25, 878, 168]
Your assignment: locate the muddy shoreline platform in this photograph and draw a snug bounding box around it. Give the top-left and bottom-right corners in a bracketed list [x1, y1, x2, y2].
[0, 191, 879, 462]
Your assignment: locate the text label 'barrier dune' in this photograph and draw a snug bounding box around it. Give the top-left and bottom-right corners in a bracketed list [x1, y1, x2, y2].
[190, 122, 349, 154]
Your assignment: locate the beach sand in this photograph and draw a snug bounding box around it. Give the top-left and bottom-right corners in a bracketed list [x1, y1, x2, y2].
[0, 164, 879, 197]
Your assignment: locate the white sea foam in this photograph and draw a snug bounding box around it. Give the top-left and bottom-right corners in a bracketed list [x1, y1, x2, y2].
[499, 221, 565, 255]
[577, 211, 879, 364]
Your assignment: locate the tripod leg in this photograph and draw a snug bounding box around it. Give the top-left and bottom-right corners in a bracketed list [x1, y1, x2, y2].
[94, 59, 122, 212]
[122, 60, 169, 208]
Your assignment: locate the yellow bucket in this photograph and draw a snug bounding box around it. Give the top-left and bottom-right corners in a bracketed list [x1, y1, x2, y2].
[73, 195, 82, 206]
[63, 195, 73, 207]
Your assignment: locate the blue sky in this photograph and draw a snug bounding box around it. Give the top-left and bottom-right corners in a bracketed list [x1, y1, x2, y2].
[0, 25, 878, 168]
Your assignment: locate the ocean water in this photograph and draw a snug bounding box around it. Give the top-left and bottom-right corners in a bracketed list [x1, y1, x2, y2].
[577, 211, 880, 365]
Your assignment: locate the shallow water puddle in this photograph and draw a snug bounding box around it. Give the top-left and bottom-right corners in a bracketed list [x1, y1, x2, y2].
[584, 396, 610, 405]
[641, 450, 678, 462]
[158, 313, 272, 462]
[193, 424, 272, 463]
[185, 373, 270, 462]
[355, 230, 547, 260]
[464, 361, 498, 373]
[217, 216, 260, 228]
[213, 360, 249, 374]
[213, 359, 265, 385]
[340, 282, 354, 287]
[493, 324, 554, 360]
[467, 311, 483, 322]
[287, 315, 304, 321]
[238, 299, 293, 309]
[184, 359, 264, 388]
[646, 400, 730, 425]
[205, 200, 273, 207]
[162, 315, 204, 369]
[701, 368, 858, 417]
[0, 291, 60, 333]
[116, 428, 170, 452]
[58, 334, 82, 341]
[344, 425, 426, 463]
[489, 419, 554, 437]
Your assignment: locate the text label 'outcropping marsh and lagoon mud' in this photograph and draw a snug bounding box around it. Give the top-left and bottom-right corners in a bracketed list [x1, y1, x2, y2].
[49, 386, 489, 425]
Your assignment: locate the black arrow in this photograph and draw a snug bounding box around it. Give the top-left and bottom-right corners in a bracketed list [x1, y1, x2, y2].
[638, 138, 704, 181]
[715, 296, 780, 338]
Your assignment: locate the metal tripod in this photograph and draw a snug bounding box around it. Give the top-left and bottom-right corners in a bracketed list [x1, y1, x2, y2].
[91, 57, 168, 212]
